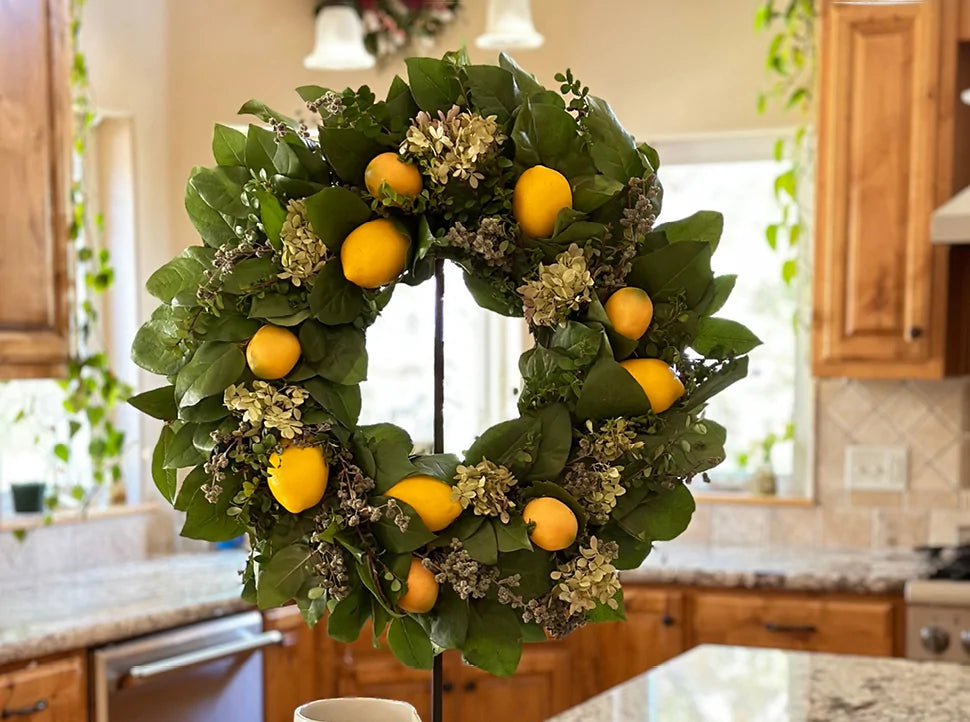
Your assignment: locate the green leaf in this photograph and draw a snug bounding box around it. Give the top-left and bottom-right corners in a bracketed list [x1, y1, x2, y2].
[405, 57, 463, 114]
[304, 187, 372, 252]
[782, 258, 797, 285]
[164, 422, 205, 468]
[465, 415, 541, 478]
[463, 521, 498, 565]
[151, 426, 178, 504]
[302, 323, 367, 385]
[372, 498, 436, 553]
[494, 516, 532, 553]
[596, 522, 651, 570]
[465, 65, 517, 123]
[203, 313, 260, 343]
[178, 469, 245, 542]
[587, 591, 626, 623]
[691, 318, 762, 359]
[131, 316, 188, 376]
[704, 275, 736, 317]
[328, 586, 370, 643]
[663, 420, 727, 476]
[429, 586, 469, 649]
[629, 241, 714, 308]
[655, 211, 724, 249]
[575, 357, 652, 420]
[317, 128, 383, 186]
[463, 600, 522, 677]
[511, 99, 592, 178]
[384, 75, 420, 127]
[237, 99, 295, 127]
[245, 124, 280, 177]
[682, 356, 749, 412]
[212, 123, 246, 166]
[188, 166, 248, 217]
[53, 442, 69, 462]
[304, 377, 361, 429]
[220, 257, 280, 295]
[146, 251, 208, 306]
[765, 223, 779, 250]
[618, 484, 695, 542]
[308, 260, 366, 324]
[462, 272, 522, 317]
[185, 171, 237, 247]
[258, 191, 286, 248]
[584, 96, 644, 182]
[387, 616, 435, 670]
[498, 52, 544, 100]
[571, 174, 624, 213]
[128, 385, 177, 420]
[354, 424, 416, 492]
[774, 169, 796, 200]
[412, 454, 460, 481]
[256, 544, 311, 608]
[175, 342, 245, 409]
[498, 549, 555, 599]
[524, 404, 572, 481]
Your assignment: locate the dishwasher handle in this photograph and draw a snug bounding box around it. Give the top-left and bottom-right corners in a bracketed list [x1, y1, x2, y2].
[119, 630, 284, 689]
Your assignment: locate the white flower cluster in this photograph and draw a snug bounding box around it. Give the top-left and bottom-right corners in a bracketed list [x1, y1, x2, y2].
[551, 537, 621, 616]
[452, 458, 518, 523]
[223, 381, 309, 439]
[278, 199, 327, 286]
[518, 244, 594, 327]
[401, 105, 505, 188]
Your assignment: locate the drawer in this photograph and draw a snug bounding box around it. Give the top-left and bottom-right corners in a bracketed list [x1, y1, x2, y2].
[0, 652, 86, 721]
[691, 592, 895, 656]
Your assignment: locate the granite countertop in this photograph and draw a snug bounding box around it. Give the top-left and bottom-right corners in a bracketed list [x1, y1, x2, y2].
[621, 543, 930, 594]
[549, 644, 970, 722]
[0, 551, 250, 665]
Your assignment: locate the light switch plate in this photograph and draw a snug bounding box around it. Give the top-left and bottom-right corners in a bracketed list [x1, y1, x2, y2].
[845, 445, 908, 491]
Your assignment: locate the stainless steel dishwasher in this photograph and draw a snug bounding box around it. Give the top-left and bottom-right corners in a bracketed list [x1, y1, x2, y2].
[91, 610, 283, 722]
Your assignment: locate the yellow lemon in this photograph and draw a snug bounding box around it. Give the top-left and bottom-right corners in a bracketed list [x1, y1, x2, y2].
[340, 218, 410, 289]
[512, 165, 572, 238]
[619, 358, 685, 414]
[246, 325, 301, 380]
[267, 445, 329, 514]
[605, 287, 654, 340]
[523, 497, 578, 552]
[398, 557, 439, 613]
[364, 152, 423, 200]
[385, 475, 462, 532]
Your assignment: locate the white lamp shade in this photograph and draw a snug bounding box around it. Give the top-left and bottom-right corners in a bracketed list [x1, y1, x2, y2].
[304, 5, 376, 71]
[476, 0, 544, 50]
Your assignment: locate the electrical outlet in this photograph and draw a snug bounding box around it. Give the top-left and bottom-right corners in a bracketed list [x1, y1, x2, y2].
[845, 445, 908, 491]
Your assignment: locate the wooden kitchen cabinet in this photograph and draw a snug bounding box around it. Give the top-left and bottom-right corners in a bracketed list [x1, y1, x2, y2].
[571, 587, 685, 700]
[0, 0, 73, 379]
[263, 606, 320, 722]
[0, 652, 86, 722]
[813, 0, 970, 378]
[690, 590, 898, 657]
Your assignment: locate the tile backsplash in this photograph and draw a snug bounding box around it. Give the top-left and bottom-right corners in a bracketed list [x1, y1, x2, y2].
[689, 378, 970, 549]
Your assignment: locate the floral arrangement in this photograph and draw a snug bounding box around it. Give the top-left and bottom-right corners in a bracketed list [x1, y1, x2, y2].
[358, 0, 461, 62]
[129, 50, 759, 676]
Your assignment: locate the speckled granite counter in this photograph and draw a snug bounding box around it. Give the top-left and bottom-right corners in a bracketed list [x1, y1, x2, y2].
[549, 645, 970, 722]
[621, 543, 930, 594]
[0, 551, 249, 665]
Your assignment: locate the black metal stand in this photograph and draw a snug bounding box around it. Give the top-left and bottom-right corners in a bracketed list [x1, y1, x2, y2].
[431, 258, 445, 722]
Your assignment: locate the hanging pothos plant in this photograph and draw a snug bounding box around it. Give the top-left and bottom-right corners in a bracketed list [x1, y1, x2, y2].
[9, 0, 131, 528]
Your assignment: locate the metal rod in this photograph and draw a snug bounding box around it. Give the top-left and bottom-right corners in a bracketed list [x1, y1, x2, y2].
[431, 258, 445, 722]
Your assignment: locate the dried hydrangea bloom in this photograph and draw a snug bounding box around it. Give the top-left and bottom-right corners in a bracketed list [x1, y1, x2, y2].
[444, 217, 514, 271]
[401, 105, 506, 188]
[223, 381, 308, 439]
[550, 536, 621, 616]
[519, 243, 594, 327]
[452, 458, 518, 522]
[578, 418, 645, 464]
[425, 540, 497, 600]
[562, 463, 626, 524]
[278, 199, 328, 286]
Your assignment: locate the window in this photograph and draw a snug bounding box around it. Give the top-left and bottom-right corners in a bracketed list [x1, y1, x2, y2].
[653, 133, 811, 497]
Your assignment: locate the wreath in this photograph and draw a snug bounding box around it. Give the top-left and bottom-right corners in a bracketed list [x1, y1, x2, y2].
[129, 50, 759, 676]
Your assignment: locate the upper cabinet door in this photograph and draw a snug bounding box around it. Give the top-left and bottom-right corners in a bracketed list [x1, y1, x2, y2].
[814, 0, 949, 378]
[0, 0, 71, 379]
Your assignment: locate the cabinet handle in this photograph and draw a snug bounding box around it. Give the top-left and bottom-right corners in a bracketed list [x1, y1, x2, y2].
[661, 614, 675, 627]
[442, 681, 454, 693]
[2, 699, 49, 718]
[764, 623, 817, 634]
[463, 681, 477, 692]
[907, 326, 924, 340]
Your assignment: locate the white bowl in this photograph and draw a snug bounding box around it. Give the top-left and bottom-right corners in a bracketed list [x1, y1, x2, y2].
[295, 697, 422, 722]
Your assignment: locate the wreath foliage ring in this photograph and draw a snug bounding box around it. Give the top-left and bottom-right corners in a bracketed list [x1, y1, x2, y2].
[130, 50, 759, 676]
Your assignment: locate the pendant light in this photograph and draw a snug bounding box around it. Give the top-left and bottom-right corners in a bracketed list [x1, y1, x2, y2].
[476, 0, 544, 50]
[304, 0, 376, 71]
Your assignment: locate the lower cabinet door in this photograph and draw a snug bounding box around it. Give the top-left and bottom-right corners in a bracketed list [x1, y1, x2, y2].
[263, 606, 318, 722]
[0, 652, 86, 722]
[691, 592, 896, 656]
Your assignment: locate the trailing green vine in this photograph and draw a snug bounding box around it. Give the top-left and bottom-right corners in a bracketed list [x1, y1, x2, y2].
[756, 0, 816, 286]
[9, 0, 131, 522]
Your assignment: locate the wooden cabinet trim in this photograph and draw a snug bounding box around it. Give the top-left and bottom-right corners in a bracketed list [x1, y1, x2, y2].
[0, 651, 86, 722]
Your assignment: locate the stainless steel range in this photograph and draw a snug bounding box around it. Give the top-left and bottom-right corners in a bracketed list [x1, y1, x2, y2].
[905, 547, 970, 662]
